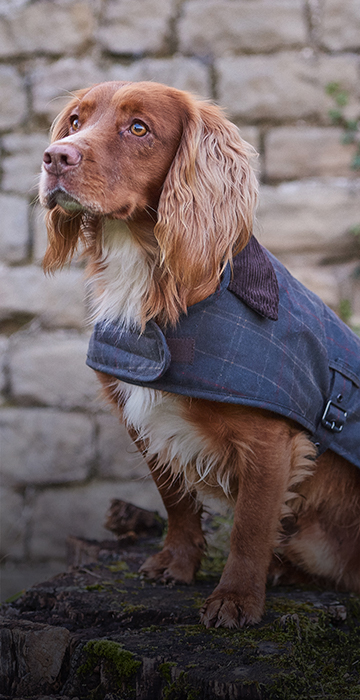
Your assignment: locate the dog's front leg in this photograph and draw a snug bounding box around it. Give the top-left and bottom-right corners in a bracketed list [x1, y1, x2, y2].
[140, 460, 206, 584]
[200, 432, 292, 629]
[127, 427, 206, 584]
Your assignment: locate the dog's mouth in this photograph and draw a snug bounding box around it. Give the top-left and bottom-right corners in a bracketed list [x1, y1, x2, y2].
[44, 187, 134, 220]
[45, 187, 85, 213]
[42, 183, 142, 224]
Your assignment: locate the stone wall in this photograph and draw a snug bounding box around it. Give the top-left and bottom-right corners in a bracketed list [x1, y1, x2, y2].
[1, 0, 360, 600]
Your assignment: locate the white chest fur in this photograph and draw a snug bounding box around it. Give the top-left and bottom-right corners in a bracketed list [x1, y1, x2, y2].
[89, 220, 228, 497]
[89, 219, 153, 328]
[114, 381, 228, 497]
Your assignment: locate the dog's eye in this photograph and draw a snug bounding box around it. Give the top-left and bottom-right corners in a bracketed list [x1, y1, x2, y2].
[130, 122, 148, 137]
[70, 116, 81, 132]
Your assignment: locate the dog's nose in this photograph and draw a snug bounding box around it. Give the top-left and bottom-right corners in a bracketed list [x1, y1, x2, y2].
[43, 143, 82, 175]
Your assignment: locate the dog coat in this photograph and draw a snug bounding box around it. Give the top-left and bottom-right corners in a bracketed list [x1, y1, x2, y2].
[87, 237, 360, 469]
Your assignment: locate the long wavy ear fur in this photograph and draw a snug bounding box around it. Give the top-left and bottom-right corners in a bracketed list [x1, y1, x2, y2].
[42, 89, 90, 273]
[154, 98, 258, 299]
[42, 206, 85, 272]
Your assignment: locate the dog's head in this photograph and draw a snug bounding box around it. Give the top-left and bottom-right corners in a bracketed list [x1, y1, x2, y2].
[40, 81, 257, 306]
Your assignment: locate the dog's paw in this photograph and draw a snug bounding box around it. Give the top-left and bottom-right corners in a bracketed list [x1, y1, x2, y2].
[139, 547, 198, 585]
[200, 592, 263, 629]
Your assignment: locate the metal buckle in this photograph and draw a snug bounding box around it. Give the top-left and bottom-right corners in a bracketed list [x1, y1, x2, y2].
[321, 400, 347, 433]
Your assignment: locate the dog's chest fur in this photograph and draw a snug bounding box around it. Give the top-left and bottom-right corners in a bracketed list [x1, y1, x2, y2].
[89, 220, 229, 497]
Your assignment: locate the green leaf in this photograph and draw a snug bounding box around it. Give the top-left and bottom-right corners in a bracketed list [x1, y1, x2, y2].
[326, 81, 340, 95]
[335, 91, 348, 107]
[328, 109, 343, 124]
[351, 153, 360, 170]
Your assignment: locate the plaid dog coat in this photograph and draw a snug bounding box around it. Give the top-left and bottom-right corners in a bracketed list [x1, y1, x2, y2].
[87, 237, 360, 469]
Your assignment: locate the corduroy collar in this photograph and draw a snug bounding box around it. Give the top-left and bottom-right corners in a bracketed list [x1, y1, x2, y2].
[229, 236, 279, 321]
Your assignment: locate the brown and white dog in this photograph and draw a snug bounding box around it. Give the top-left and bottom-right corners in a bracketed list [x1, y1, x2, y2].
[39, 81, 360, 629]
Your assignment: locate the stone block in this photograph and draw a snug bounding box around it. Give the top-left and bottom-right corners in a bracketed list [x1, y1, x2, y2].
[2, 132, 49, 195]
[0, 194, 29, 263]
[97, 0, 174, 54]
[0, 407, 94, 486]
[30, 479, 165, 559]
[31, 55, 208, 124]
[256, 180, 360, 254]
[322, 0, 360, 51]
[0, 264, 87, 328]
[0, 486, 25, 560]
[216, 53, 360, 122]
[276, 257, 341, 308]
[237, 126, 260, 154]
[0, 65, 26, 130]
[179, 0, 306, 56]
[31, 203, 49, 263]
[316, 56, 360, 122]
[96, 413, 149, 480]
[0, 0, 28, 15]
[0, 1, 94, 57]
[0, 335, 8, 397]
[108, 55, 211, 98]
[9, 330, 100, 409]
[351, 279, 360, 328]
[31, 203, 86, 269]
[265, 127, 355, 181]
[351, 272, 360, 307]
[329, 261, 360, 328]
[31, 57, 105, 123]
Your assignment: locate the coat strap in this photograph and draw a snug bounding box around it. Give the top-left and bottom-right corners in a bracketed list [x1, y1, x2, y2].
[313, 360, 359, 455]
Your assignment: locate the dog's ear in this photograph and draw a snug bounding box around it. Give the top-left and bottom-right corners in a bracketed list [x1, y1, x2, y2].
[155, 98, 258, 297]
[42, 206, 84, 273]
[42, 90, 90, 273]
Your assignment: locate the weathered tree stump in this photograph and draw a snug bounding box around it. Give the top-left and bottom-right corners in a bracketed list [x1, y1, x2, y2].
[1, 506, 360, 700]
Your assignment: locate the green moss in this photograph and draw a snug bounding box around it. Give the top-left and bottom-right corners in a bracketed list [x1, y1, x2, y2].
[174, 595, 360, 699]
[267, 597, 315, 615]
[106, 560, 130, 573]
[233, 596, 360, 700]
[76, 587, 359, 699]
[160, 669, 200, 700]
[78, 639, 141, 688]
[190, 592, 206, 609]
[85, 583, 105, 592]
[159, 661, 177, 683]
[85, 580, 126, 594]
[120, 602, 146, 614]
[183, 624, 206, 637]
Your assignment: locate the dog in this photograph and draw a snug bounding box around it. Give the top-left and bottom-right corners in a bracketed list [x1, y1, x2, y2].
[39, 81, 360, 629]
